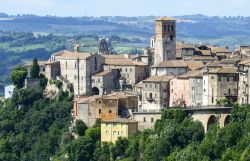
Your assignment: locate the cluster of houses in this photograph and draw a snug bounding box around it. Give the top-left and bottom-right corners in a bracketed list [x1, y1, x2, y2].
[4, 17, 250, 143]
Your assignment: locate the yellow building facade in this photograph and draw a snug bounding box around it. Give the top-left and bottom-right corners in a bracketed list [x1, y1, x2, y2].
[101, 118, 138, 143]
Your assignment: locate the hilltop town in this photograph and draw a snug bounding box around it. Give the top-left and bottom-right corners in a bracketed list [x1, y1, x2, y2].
[3, 16, 250, 144]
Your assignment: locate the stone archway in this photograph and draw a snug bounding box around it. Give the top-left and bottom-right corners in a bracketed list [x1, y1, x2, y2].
[207, 115, 218, 131]
[92, 87, 100, 95]
[224, 115, 231, 127]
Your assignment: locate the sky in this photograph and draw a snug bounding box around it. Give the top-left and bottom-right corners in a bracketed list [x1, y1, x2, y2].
[0, 0, 250, 17]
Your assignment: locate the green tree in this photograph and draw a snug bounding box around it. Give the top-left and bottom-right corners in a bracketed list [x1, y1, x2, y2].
[10, 66, 27, 88]
[74, 120, 88, 136]
[31, 58, 40, 78]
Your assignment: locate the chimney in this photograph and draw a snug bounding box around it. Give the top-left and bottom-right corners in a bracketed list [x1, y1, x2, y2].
[74, 44, 80, 53]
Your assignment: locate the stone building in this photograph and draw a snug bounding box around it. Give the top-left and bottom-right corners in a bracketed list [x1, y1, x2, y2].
[151, 60, 188, 76]
[189, 72, 204, 106]
[104, 56, 149, 88]
[25, 60, 47, 78]
[99, 39, 109, 54]
[98, 92, 138, 121]
[73, 96, 98, 127]
[130, 111, 161, 131]
[45, 61, 61, 80]
[141, 75, 174, 111]
[202, 68, 239, 106]
[46, 49, 105, 95]
[91, 69, 120, 95]
[169, 70, 204, 108]
[73, 92, 138, 126]
[153, 17, 176, 65]
[237, 58, 250, 104]
[101, 118, 138, 143]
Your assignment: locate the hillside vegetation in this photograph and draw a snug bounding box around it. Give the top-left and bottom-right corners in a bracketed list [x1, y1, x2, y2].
[0, 83, 249, 160]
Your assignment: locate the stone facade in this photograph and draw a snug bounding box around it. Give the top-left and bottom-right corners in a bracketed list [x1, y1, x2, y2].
[47, 50, 105, 95]
[151, 60, 188, 76]
[237, 59, 250, 104]
[75, 97, 97, 127]
[154, 17, 176, 65]
[189, 76, 203, 106]
[202, 68, 238, 106]
[25, 60, 47, 78]
[45, 61, 61, 80]
[131, 112, 161, 131]
[101, 118, 138, 143]
[141, 75, 173, 111]
[169, 78, 190, 107]
[104, 59, 148, 86]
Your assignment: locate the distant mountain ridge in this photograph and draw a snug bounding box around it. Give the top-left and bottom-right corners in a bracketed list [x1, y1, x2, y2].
[0, 13, 250, 48]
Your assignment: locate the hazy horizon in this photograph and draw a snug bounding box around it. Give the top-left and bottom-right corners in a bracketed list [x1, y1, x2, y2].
[0, 0, 250, 17]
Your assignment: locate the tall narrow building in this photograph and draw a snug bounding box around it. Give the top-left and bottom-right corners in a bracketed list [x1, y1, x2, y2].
[154, 17, 176, 65]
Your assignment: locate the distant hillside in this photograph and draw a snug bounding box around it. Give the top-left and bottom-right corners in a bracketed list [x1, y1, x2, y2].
[0, 14, 250, 48]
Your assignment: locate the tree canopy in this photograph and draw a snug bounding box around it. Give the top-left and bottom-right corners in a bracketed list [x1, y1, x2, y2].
[10, 66, 28, 88]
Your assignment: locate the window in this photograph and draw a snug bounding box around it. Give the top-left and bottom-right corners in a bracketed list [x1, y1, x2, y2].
[170, 35, 174, 41]
[211, 76, 214, 79]
[171, 89, 173, 93]
[99, 109, 101, 114]
[65, 74, 67, 79]
[75, 62, 77, 69]
[65, 61, 67, 69]
[151, 118, 154, 123]
[74, 75, 77, 80]
[149, 93, 153, 99]
[228, 89, 231, 95]
[155, 84, 157, 88]
[113, 123, 117, 127]
[99, 100, 102, 104]
[164, 25, 167, 31]
[130, 68, 132, 72]
[113, 131, 117, 135]
[125, 68, 127, 72]
[171, 25, 174, 31]
[145, 84, 148, 88]
[168, 25, 170, 31]
[109, 110, 112, 113]
[227, 77, 230, 82]
[143, 117, 146, 122]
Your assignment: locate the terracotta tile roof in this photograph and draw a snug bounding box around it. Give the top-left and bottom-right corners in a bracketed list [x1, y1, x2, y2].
[143, 75, 174, 83]
[105, 58, 147, 66]
[206, 61, 222, 67]
[54, 50, 93, 60]
[156, 17, 176, 21]
[25, 60, 47, 67]
[102, 118, 137, 123]
[220, 58, 241, 65]
[209, 46, 231, 53]
[134, 82, 144, 88]
[93, 70, 112, 77]
[184, 60, 204, 70]
[238, 58, 250, 65]
[198, 50, 212, 56]
[191, 56, 216, 61]
[208, 67, 238, 74]
[152, 60, 188, 68]
[101, 92, 136, 100]
[178, 70, 204, 79]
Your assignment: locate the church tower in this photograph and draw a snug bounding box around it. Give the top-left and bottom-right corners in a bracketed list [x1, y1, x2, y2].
[154, 17, 176, 65]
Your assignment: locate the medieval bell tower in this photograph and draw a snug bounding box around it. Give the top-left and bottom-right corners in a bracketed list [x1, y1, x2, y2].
[154, 17, 176, 65]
